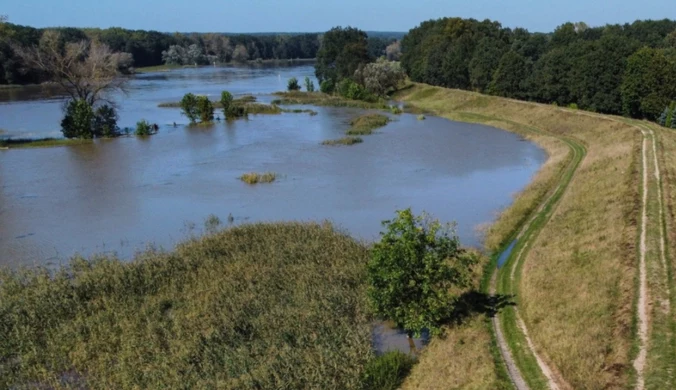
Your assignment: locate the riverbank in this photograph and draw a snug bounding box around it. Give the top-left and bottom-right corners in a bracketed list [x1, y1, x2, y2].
[0, 137, 92, 149]
[394, 83, 642, 389]
[134, 58, 315, 74]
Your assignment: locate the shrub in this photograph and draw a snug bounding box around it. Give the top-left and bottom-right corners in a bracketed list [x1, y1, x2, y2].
[239, 172, 277, 184]
[417, 114, 426, 120]
[93, 105, 120, 137]
[287, 77, 301, 91]
[180, 93, 199, 123]
[220, 91, 233, 117]
[390, 106, 403, 114]
[61, 99, 95, 139]
[135, 120, 158, 136]
[304, 76, 315, 92]
[568, 103, 579, 110]
[320, 79, 335, 93]
[367, 209, 477, 337]
[361, 352, 416, 390]
[196, 96, 214, 122]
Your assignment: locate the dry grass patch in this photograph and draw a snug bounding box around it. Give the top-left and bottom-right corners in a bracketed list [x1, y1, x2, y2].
[397, 84, 640, 389]
[239, 172, 277, 184]
[346, 113, 390, 136]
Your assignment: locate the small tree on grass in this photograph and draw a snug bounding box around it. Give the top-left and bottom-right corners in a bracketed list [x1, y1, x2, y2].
[368, 209, 476, 340]
[196, 95, 214, 122]
[180, 93, 199, 123]
[304, 76, 315, 92]
[288, 77, 301, 91]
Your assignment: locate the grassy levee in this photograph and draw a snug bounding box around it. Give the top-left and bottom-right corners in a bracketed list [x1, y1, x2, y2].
[0, 222, 375, 389]
[394, 83, 640, 389]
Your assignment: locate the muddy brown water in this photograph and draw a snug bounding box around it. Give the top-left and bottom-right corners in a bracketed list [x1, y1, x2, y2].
[0, 65, 545, 353]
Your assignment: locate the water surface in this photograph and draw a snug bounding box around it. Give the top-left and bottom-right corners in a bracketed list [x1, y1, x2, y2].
[0, 65, 546, 268]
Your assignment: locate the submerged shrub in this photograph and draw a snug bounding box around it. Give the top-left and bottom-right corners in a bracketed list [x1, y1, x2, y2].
[93, 105, 120, 137]
[305, 76, 315, 92]
[180, 93, 199, 123]
[362, 352, 416, 390]
[196, 96, 214, 122]
[61, 99, 95, 139]
[135, 120, 158, 136]
[239, 172, 277, 184]
[287, 77, 301, 91]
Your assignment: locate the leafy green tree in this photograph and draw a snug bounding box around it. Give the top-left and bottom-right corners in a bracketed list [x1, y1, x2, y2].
[220, 91, 234, 118]
[287, 77, 300, 91]
[135, 120, 158, 136]
[354, 58, 406, 96]
[367, 209, 476, 337]
[658, 107, 669, 126]
[320, 79, 335, 93]
[304, 76, 315, 92]
[469, 37, 508, 92]
[489, 50, 531, 99]
[196, 96, 214, 122]
[315, 27, 370, 85]
[622, 47, 676, 119]
[61, 99, 95, 139]
[93, 105, 119, 137]
[180, 93, 199, 123]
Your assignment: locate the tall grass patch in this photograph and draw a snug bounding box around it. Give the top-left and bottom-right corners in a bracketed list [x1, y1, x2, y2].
[346, 113, 390, 136]
[239, 172, 277, 184]
[0, 222, 374, 389]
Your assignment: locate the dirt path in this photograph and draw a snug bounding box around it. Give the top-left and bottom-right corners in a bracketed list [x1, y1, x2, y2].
[634, 129, 649, 390]
[488, 119, 584, 390]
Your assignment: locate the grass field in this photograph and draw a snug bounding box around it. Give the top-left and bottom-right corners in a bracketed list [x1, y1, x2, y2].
[346, 113, 390, 136]
[0, 223, 374, 389]
[395, 83, 643, 389]
[322, 136, 364, 146]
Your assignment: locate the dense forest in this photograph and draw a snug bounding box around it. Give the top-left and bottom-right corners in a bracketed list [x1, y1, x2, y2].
[401, 18, 676, 121]
[0, 19, 399, 85]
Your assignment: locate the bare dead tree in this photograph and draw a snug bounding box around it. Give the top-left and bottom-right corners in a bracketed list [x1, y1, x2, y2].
[15, 30, 129, 107]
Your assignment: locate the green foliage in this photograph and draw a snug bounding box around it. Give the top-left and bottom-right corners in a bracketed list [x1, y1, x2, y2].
[488, 50, 531, 99]
[367, 209, 476, 337]
[61, 99, 95, 139]
[134, 119, 157, 136]
[239, 172, 277, 184]
[180, 93, 199, 123]
[568, 103, 579, 110]
[346, 113, 390, 135]
[315, 26, 371, 86]
[92, 105, 120, 137]
[0, 222, 373, 389]
[320, 79, 335, 93]
[361, 352, 416, 390]
[196, 95, 214, 122]
[354, 58, 406, 97]
[622, 47, 676, 120]
[337, 78, 371, 101]
[400, 16, 676, 123]
[287, 77, 301, 91]
[304, 76, 315, 92]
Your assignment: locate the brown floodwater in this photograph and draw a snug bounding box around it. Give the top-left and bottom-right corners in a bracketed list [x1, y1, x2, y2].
[0, 65, 546, 270]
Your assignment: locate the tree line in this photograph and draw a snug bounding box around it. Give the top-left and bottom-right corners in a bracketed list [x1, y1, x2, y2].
[401, 18, 676, 121]
[0, 17, 401, 85]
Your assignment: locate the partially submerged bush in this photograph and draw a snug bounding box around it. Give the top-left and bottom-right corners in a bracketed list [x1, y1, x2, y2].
[135, 120, 158, 136]
[61, 99, 95, 139]
[239, 172, 277, 184]
[287, 77, 301, 91]
[305, 76, 315, 92]
[180, 93, 199, 123]
[93, 105, 120, 137]
[322, 136, 363, 146]
[196, 95, 214, 122]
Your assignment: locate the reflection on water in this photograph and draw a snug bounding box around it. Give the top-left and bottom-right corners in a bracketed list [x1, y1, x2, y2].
[0, 65, 546, 268]
[373, 321, 428, 355]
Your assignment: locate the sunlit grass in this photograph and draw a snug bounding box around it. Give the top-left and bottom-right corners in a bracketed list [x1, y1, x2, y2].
[346, 113, 390, 135]
[239, 172, 277, 184]
[0, 222, 373, 389]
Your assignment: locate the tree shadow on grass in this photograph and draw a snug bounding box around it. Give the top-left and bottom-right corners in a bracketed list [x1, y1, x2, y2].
[447, 290, 516, 326]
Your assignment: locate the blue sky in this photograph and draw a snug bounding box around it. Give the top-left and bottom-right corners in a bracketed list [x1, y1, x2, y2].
[3, 0, 673, 33]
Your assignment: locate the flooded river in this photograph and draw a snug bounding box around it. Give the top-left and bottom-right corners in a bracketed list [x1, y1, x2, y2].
[0, 65, 546, 268]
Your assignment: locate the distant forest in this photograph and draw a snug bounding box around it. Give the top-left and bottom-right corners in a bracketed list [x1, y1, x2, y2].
[402, 18, 676, 120]
[0, 21, 400, 85]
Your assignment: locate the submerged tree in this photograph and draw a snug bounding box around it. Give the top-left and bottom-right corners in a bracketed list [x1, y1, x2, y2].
[287, 77, 300, 91]
[367, 209, 476, 340]
[16, 30, 129, 107]
[304, 76, 315, 92]
[180, 93, 199, 123]
[196, 95, 214, 122]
